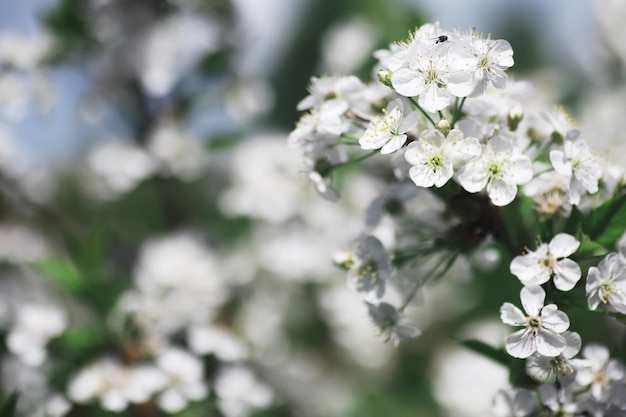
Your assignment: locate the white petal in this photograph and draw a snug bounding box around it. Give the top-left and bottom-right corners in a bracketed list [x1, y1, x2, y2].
[391, 68, 424, 97]
[504, 155, 533, 185]
[540, 304, 570, 333]
[552, 259, 582, 291]
[548, 233, 580, 258]
[505, 328, 536, 358]
[520, 286, 545, 317]
[380, 134, 407, 154]
[457, 162, 488, 193]
[536, 329, 566, 357]
[487, 178, 517, 206]
[510, 253, 550, 286]
[549, 150, 572, 177]
[409, 164, 437, 188]
[399, 111, 420, 133]
[418, 83, 450, 112]
[500, 302, 526, 326]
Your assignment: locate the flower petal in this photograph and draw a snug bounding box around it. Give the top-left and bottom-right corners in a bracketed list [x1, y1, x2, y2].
[505, 328, 536, 358]
[540, 304, 570, 333]
[520, 285, 545, 317]
[548, 233, 580, 258]
[552, 259, 582, 291]
[500, 302, 526, 326]
[536, 329, 566, 357]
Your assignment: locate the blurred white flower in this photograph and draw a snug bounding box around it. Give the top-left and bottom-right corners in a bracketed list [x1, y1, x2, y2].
[219, 134, 304, 224]
[68, 358, 165, 412]
[155, 347, 208, 413]
[147, 121, 208, 180]
[7, 304, 67, 367]
[322, 18, 378, 73]
[86, 139, 157, 198]
[343, 234, 392, 303]
[0, 223, 52, 263]
[492, 387, 535, 417]
[127, 233, 228, 335]
[187, 325, 249, 361]
[214, 366, 273, 417]
[139, 13, 221, 96]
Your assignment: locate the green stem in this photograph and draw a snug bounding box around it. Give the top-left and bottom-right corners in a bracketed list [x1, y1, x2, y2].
[450, 97, 466, 128]
[408, 97, 436, 127]
[340, 132, 361, 141]
[331, 149, 379, 171]
[399, 252, 457, 312]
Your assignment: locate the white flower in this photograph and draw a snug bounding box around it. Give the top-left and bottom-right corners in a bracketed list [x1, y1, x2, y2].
[386, 24, 476, 112]
[155, 348, 209, 413]
[510, 233, 581, 291]
[214, 366, 273, 417]
[297, 75, 366, 113]
[405, 128, 481, 188]
[459, 32, 515, 96]
[344, 234, 392, 303]
[500, 286, 570, 358]
[187, 325, 249, 361]
[457, 135, 533, 206]
[366, 302, 421, 347]
[537, 383, 582, 416]
[549, 129, 601, 205]
[7, 304, 67, 367]
[67, 359, 165, 412]
[586, 252, 626, 314]
[575, 344, 626, 402]
[492, 387, 535, 417]
[390, 42, 473, 112]
[525, 331, 582, 384]
[359, 99, 419, 154]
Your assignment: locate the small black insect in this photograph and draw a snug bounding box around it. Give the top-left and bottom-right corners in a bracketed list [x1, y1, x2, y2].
[434, 35, 448, 44]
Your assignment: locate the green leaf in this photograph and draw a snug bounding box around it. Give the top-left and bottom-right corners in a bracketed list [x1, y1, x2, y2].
[458, 339, 510, 367]
[573, 236, 608, 261]
[0, 392, 19, 417]
[31, 258, 83, 292]
[584, 193, 626, 247]
[52, 325, 103, 351]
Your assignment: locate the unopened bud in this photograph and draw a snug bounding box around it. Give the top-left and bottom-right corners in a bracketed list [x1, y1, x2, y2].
[436, 118, 450, 136]
[507, 106, 523, 131]
[377, 68, 393, 88]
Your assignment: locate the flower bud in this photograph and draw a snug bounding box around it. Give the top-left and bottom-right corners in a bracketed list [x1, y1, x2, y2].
[377, 68, 393, 87]
[436, 118, 450, 136]
[507, 106, 523, 131]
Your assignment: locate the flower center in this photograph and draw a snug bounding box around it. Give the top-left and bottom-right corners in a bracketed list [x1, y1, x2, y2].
[427, 151, 445, 172]
[487, 160, 502, 179]
[528, 317, 541, 328]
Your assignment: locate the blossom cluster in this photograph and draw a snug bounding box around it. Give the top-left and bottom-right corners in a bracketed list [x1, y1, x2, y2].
[289, 21, 626, 416]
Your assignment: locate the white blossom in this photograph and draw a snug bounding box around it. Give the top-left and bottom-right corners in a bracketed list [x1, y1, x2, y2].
[342, 234, 392, 303]
[500, 286, 570, 358]
[549, 129, 601, 205]
[492, 387, 535, 417]
[366, 302, 421, 347]
[405, 128, 481, 188]
[586, 252, 626, 314]
[359, 99, 419, 154]
[510, 233, 581, 291]
[457, 135, 533, 206]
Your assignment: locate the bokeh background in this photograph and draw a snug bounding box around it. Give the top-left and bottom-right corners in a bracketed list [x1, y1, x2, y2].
[0, 1, 624, 417]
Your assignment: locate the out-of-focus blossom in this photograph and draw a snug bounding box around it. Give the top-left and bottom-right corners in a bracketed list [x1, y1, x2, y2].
[7, 304, 67, 367]
[139, 13, 221, 96]
[214, 366, 273, 417]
